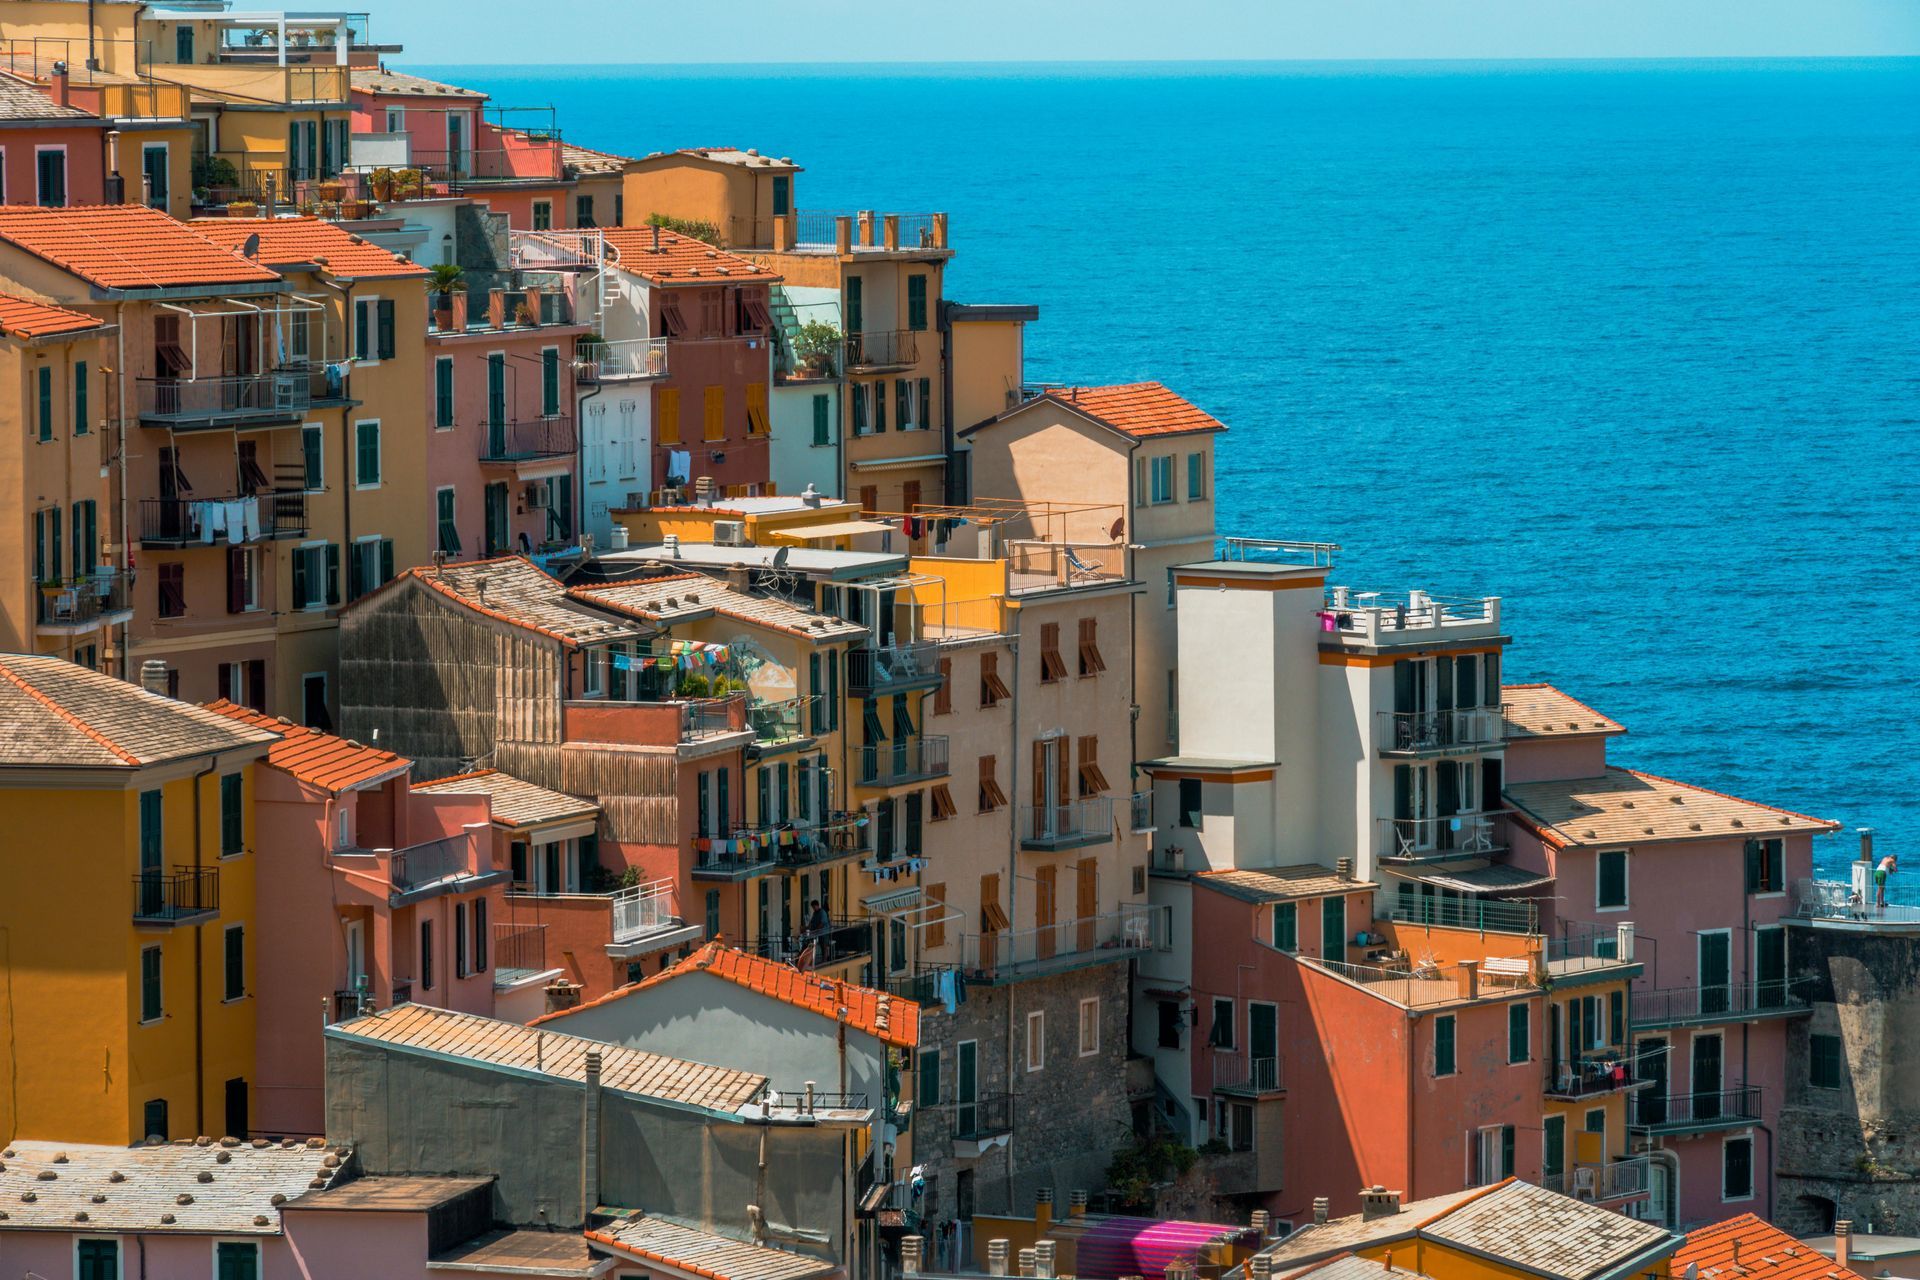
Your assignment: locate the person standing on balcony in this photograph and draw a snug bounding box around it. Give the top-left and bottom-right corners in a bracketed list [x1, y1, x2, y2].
[1876, 852, 1898, 909]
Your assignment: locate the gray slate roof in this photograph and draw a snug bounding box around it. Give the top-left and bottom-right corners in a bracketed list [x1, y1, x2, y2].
[0, 655, 278, 768]
[0, 73, 97, 121]
[592, 1214, 840, 1280]
[0, 1138, 348, 1234]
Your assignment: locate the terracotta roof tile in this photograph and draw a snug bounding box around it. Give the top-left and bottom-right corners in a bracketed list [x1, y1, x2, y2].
[636, 146, 800, 172]
[535, 941, 919, 1049]
[589, 1216, 838, 1280]
[1505, 766, 1838, 848]
[0, 204, 281, 291]
[203, 699, 410, 792]
[0, 655, 278, 768]
[1502, 684, 1626, 739]
[384, 556, 648, 648]
[600, 226, 780, 285]
[1677, 1214, 1864, 1280]
[1196, 864, 1377, 904]
[0, 290, 104, 338]
[192, 217, 428, 281]
[0, 72, 97, 121]
[412, 768, 600, 829]
[562, 141, 639, 177]
[1033, 381, 1228, 440]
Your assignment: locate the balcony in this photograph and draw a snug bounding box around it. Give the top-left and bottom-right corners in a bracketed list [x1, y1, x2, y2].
[1382, 811, 1506, 865]
[765, 1090, 870, 1118]
[1020, 795, 1114, 852]
[858, 734, 950, 788]
[148, 62, 350, 107]
[956, 905, 1166, 985]
[137, 371, 314, 428]
[772, 814, 872, 870]
[609, 879, 704, 959]
[480, 415, 576, 465]
[132, 868, 219, 928]
[1210, 1053, 1284, 1098]
[885, 962, 956, 1005]
[492, 923, 555, 980]
[1130, 790, 1154, 832]
[754, 917, 874, 970]
[139, 493, 307, 549]
[1384, 895, 1537, 935]
[1321, 586, 1502, 647]
[1381, 706, 1508, 757]
[1792, 877, 1920, 932]
[1540, 1155, 1652, 1204]
[1544, 1057, 1641, 1100]
[1630, 1086, 1763, 1135]
[36, 573, 134, 632]
[407, 146, 566, 187]
[787, 210, 948, 256]
[387, 834, 500, 904]
[1300, 954, 1536, 1009]
[577, 337, 670, 383]
[952, 1092, 1015, 1155]
[748, 696, 817, 752]
[847, 643, 945, 697]
[843, 328, 919, 373]
[1631, 981, 1809, 1031]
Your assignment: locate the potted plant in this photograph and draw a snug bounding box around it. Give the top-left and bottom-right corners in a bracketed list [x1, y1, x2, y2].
[319, 177, 348, 203]
[514, 300, 537, 327]
[366, 168, 393, 202]
[227, 200, 259, 218]
[794, 320, 842, 376]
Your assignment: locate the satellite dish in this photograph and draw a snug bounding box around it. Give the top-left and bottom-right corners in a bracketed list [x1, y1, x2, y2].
[241, 233, 261, 259]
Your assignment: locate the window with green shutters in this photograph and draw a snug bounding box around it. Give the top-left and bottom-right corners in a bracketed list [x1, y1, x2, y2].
[220, 773, 243, 855]
[918, 376, 931, 429]
[1508, 1002, 1529, 1063]
[224, 924, 245, 1001]
[851, 382, 867, 434]
[74, 360, 89, 434]
[141, 945, 163, 1021]
[896, 378, 912, 428]
[846, 275, 863, 333]
[1321, 893, 1345, 963]
[302, 425, 323, 491]
[354, 299, 370, 360]
[36, 148, 66, 206]
[72, 500, 97, 577]
[918, 1046, 942, 1108]
[435, 357, 456, 428]
[376, 299, 396, 360]
[1272, 902, 1297, 951]
[355, 421, 380, 487]
[1543, 1114, 1565, 1179]
[1724, 1135, 1754, 1200]
[543, 347, 560, 415]
[812, 393, 831, 445]
[139, 789, 163, 873]
[1811, 1033, 1843, 1089]
[1597, 849, 1628, 909]
[907, 274, 928, 330]
[437, 488, 461, 554]
[772, 174, 790, 217]
[37, 365, 53, 440]
[1434, 1013, 1457, 1076]
[77, 1238, 120, 1280]
[217, 1240, 261, 1280]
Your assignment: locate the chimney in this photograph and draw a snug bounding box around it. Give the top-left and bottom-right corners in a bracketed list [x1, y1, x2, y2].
[1036, 1240, 1057, 1280]
[1860, 829, 1875, 864]
[1383, 1251, 1394, 1274]
[1359, 1187, 1402, 1222]
[1251, 1210, 1270, 1239]
[1070, 1190, 1088, 1217]
[773, 212, 793, 252]
[1616, 921, 1636, 962]
[139, 659, 170, 697]
[1249, 1257, 1273, 1280]
[883, 214, 900, 251]
[1034, 1187, 1054, 1234]
[1837, 1222, 1853, 1271]
[651, 223, 662, 253]
[726, 564, 753, 593]
[902, 1236, 925, 1277]
[1335, 858, 1353, 882]
[582, 1050, 602, 1211]
[988, 1240, 1010, 1278]
[49, 61, 70, 109]
[1312, 1197, 1329, 1226]
[1455, 961, 1479, 1001]
[664, 534, 681, 559]
[834, 215, 853, 256]
[1732, 1241, 1742, 1269]
[1018, 1248, 1037, 1278]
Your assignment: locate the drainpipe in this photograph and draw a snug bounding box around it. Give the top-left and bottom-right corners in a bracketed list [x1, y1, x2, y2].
[938, 301, 955, 503]
[1759, 1121, 1775, 1223]
[191, 751, 219, 1136]
[320, 277, 354, 615]
[115, 302, 130, 680]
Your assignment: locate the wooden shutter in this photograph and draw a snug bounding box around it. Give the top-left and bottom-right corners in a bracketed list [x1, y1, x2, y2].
[703, 386, 725, 441]
[926, 882, 947, 948]
[930, 784, 956, 820]
[1076, 857, 1098, 950]
[226, 546, 246, 614]
[981, 650, 1010, 705]
[1035, 865, 1057, 927]
[1031, 741, 1046, 814]
[980, 873, 1004, 931]
[657, 386, 680, 446]
[860, 485, 878, 515]
[1078, 616, 1106, 675]
[657, 294, 686, 336]
[746, 383, 769, 436]
[978, 755, 1005, 811]
[934, 658, 952, 715]
[1077, 736, 1109, 795]
[1040, 622, 1067, 681]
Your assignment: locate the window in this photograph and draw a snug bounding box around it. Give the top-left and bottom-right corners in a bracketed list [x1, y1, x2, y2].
[705, 890, 721, 939]
[353, 299, 370, 360]
[1038, 622, 1068, 682]
[72, 499, 97, 577]
[385, 106, 405, 132]
[74, 360, 89, 433]
[930, 784, 956, 820]
[1077, 617, 1106, 676]
[1472, 1124, 1515, 1184]
[873, 378, 887, 432]
[1434, 1014, 1457, 1076]
[532, 199, 553, 231]
[355, 421, 381, 487]
[1187, 451, 1207, 500]
[141, 946, 163, 1021]
[846, 274, 863, 332]
[141, 142, 170, 207]
[908, 274, 928, 330]
[377, 299, 396, 360]
[219, 774, 244, 855]
[475, 897, 488, 972]
[811, 393, 831, 446]
[1543, 1114, 1566, 1181]
[576, 193, 595, 227]
[542, 347, 561, 415]
[35, 147, 67, 207]
[455, 901, 469, 978]
[933, 658, 953, 716]
[437, 488, 460, 555]
[703, 385, 725, 441]
[1149, 454, 1175, 504]
[420, 919, 434, 991]
[157, 562, 186, 618]
[349, 537, 395, 600]
[292, 543, 340, 610]
[747, 382, 770, 436]
[1273, 902, 1297, 951]
[980, 651, 1011, 706]
[37, 365, 53, 440]
[1210, 997, 1235, 1049]
[223, 924, 245, 1001]
[76, 1238, 120, 1280]
[1723, 1134, 1754, 1201]
[918, 1046, 942, 1107]
[1746, 838, 1786, 894]
[1596, 849, 1629, 910]
[1076, 736, 1109, 795]
[302, 424, 324, 491]
[1508, 1002, 1530, 1064]
[1178, 777, 1203, 829]
[772, 174, 791, 216]
[851, 381, 868, 435]
[1158, 1000, 1183, 1049]
[1078, 996, 1100, 1056]
[1811, 1033, 1843, 1090]
[217, 1240, 262, 1280]
[1025, 1009, 1045, 1071]
[977, 755, 1006, 812]
[919, 376, 932, 430]
[435, 357, 456, 428]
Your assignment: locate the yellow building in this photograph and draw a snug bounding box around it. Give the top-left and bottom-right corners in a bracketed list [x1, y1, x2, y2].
[0, 655, 277, 1144]
[614, 492, 871, 549]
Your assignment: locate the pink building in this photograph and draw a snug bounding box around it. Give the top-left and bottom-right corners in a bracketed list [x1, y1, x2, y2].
[0, 73, 113, 208]
[205, 700, 506, 1139]
[1503, 683, 1839, 1228]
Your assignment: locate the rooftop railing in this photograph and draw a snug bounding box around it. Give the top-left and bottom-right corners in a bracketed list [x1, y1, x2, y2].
[611, 879, 683, 945]
[1020, 796, 1114, 851]
[1631, 981, 1808, 1030]
[491, 923, 549, 975]
[847, 642, 944, 697]
[1380, 706, 1508, 756]
[1539, 1155, 1651, 1202]
[754, 917, 874, 969]
[1301, 953, 1535, 1007]
[1793, 877, 1920, 928]
[748, 696, 818, 747]
[1217, 537, 1339, 568]
[406, 146, 565, 185]
[1383, 894, 1537, 935]
[1005, 540, 1128, 594]
[1322, 586, 1502, 642]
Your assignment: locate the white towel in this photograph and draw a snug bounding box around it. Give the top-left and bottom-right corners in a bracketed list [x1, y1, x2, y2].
[202, 501, 225, 544]
[225, 499, 245, 545]
[240, 497, 260, 543]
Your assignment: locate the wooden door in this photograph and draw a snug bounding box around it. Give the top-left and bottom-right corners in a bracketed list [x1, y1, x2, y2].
[1035, 865, 1057, 960]
[1076, 857, 1097, 952]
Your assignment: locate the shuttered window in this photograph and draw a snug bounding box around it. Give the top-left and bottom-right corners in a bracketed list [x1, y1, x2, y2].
[811, 393, 831, 446]
[1039, 622, 1068, 682]
[1077, 617, 1106, 676]
[1434, 1014, 1457, 1076]
[980, 651, 1010, 706]
[1508, 1002, 1529, 1064]
[977, 755, 1006, 812]
[658, 386, 680, 445]
[930, 784, 956, 821]
[355, 421, 381, 487]
[747, 382, 769, 435]
[933, 658, 952, 715]
[1076, 736, 1109, 795]
[74, 360, 89, 434]
[907, 274, 928, 330]
[703, 385, 725, 441]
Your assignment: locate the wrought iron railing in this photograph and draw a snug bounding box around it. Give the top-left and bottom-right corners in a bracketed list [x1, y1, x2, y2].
[953, 1092, 1015, 1140]
[1382, 706, 1508, 755]
[1384, 895, 1537, 935]
[957, 905, 1164, 982]
[1630, 1086, 1762, 1131]
[1545, 1057, 1634, 1098]
[1211, 1053, 1283, 1096]
[748, 696, 817, 746]
[138, 492, 307, 547]
[132, 868, 219, 923]
[1384, 811, 1505, 862]
[481, 415, 576, 463]
[36, 572, 133, 627]
[755, 917, 873, 968]
[844, 328, 918, 370]
[137, 371, 313, 423]
[492, 923, 549, 973]
[1631, 981, 1808, 1029]
[859, 735, 949, 786]
[1540, 1156, 1651, 1201]
[765, 1090, 869, 1115]
[1130, 791, 1154, 830]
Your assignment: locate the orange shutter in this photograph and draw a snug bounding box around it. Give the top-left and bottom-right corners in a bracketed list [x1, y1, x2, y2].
[657, 386, 680, 445]
[926, 882, 947, 949]
[934, 658, 953, 715]
[703, 385, 725, 441]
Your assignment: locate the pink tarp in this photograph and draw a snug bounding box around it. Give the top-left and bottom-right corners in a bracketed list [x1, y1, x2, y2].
[1071, 1217, 1254, 1280]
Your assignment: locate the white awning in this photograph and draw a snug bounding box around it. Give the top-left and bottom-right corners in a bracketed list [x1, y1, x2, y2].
[848, 453, 947, 473]
[773, 519, 898, 541]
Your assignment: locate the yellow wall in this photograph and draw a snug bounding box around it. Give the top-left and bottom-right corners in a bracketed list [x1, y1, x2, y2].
[1358, 1233, 1672, 1280]
[951, 319, 1024, 432]
[615, 503, 854, 546]
[622, 160, 788, 248]
[0, 2, 142, 75]
[906, 555, 1011, 635]
[111, 126, 196, 220]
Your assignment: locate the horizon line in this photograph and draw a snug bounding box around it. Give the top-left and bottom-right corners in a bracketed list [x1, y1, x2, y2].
[401, 53, 1920, 69]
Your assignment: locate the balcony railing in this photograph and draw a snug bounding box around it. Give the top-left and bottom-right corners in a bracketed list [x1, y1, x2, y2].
[1545, 1057, 1636, 1099]
[693, 841, 780, 879]
[407, 147, 566, 185]
[611, 880, 682, 946]
[1381, 706, 1508, 756]
[1385, 895, 1537, 935]
[953, 1092, 1015, 1141]
[684, 695, 749, 740]
[492, 923, 549, 975]
[844, 328, 918, 372]
[1301, 953, 1535, 1007]
[748, 696, 817, 747]
[755, 917, 874, 969]
[858, 734, 950, 787]
[848, 643, 944, 697]
[389, 835, 476, 893]
[1384, 811, 1506, 862]
[1130, 790, 1154, 831]
[139, 493, 307, 548]
[137, 371, 313, 426]
[1631, 981, 1809, 1030]
[1020, 795, 1114, 851]
[36, 572, 133, 628]
[1541, 1156, 1652, 1202]
[577, 336, 670, 383]
[957, 905, 1165, 984]
[133, 868, 219, 925]
[766, 1090, 869, 1116]
[1630, 1086, 1762, 1133]
[481, 415, 576, 463]
[886, 963, 957, 1005]
[1210, 1053, 1284, 1097]
[1793, 877, 1920, 928]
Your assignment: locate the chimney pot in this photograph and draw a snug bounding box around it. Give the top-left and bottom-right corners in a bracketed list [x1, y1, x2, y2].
[1312, 1197, 1329, 1225]
[139, 659, 170, 697]
[989, 1239, 1011, 1278]
[1860, 829, 1875, 863]
[902, 1236, 925, 1277]
[1037, 1240, 1058, 1280]
[1837, 1222, 1853, 1272]
[1360, 1188, 1402, 1222]
[1251, 1209, 1270, 1238]
[1250, 1257, 1274, 1280]
[1336, 858, 1353, 882]
[1019, 1247, 1037, 1278]
[1070, 1189, 1089, 1217]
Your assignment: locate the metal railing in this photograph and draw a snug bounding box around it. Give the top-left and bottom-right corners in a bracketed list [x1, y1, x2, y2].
[1541, 1156, 1651, 1202]
[133, 868, 219, 924]
[953, 1091, 1015, 1140]
[748, 696, 817, 746]
[331, 989, 375, 1023]
[957, 904, 1165, 982]
[1020, 795, 1114, 850]
[577, 336, 670, 382]
[36, 572, 133, 627]
[848, 642, 944, 696]
[1130, 791, 1154, 830]
[481, 415, 576, 463]
[771, 814, 871, 867]
[611, 880, 681, 945]
[492, 923, 549, 974]
[406, 146, 566, 185]
[684, 695, 748, 739]
[389, 835, 475, 892]
[1545, 1057, 1635, 1099]
[1301, 953, 1535, 1007]
[1211, 1053, 1283, 1096]
[694, 841, 779, 878]
[1630, 1086, 1762, 1132]
[1321, 586, 1500, 637]
[1631, 981, 1808, 1029]
[1385, 895, 1537, 935]
[1006, 540, 1127, 592]
[755, 917, 873, 968]
[844, 328, 919, 370]
[1545, 919, 1635, 967]
[138, 493, 307, 547]
[1382, 706, 1508, 755]
[1218, 537, 1340, 568]
[137, 371, 313, 424]
[1793, 876, 1920, 926]
[886, 963, 957, 1005]
[859, 734, 950, 786]
[766, 1090, 869, 1115]
[1384, 811, 1505, 862]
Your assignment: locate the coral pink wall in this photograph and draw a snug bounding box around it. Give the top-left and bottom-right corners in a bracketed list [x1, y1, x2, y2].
[0, 124, 110, 207]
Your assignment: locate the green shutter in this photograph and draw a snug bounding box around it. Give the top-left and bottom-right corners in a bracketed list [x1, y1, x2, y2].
[354, 301, 369, 360]
[324, 543, 341, 605]
[224, 924, 244, 999]
[220, 774, 243, 854]
[918, 1047, 941, 1108]
[74, 361, 88, 434]
[918, 376, 930, 428]
[217, 1241, 260, 1280]
[436, 359, 455, 427]
[380, 538, 394, 586]
[1273, 902, 1296, 951]
[812, 393, 830, 446]
[908, 274, 927, 330]
[1435, 1015, 1456, 1076]
[1508, 1003, 1528, 1063]
[37, 366, 53, 440]
[543, 348, 560, 415]
[376, 299, 395, 360]
[896, 378, 911, 427]
[356, 422, 379, 486]
[303, 426, 323, 490]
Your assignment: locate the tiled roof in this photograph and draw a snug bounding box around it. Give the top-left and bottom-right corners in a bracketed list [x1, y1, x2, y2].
[569, 574, 867, 643]
[637, 146, 800, 172]
[1195, 864, 1375, 904]
[1421, 1179, 1676, 1280]
[1248, 1188, 1490, 1270]
[589, 1214, 839, 1280]
[1502, 684, 1626, 739]
[203, 699, 410, 792]
[1505, 766, 1838, 849]
[350, 67, 487, 99]
[437, 1228, 598, 1274]
[0, 290, 104, 338]
[600, 226, 780, 285]
[0, 1138, 349, 1234]
[0, 72, 96, 120]
[0, 656, 278, 769]
[1006, 381, 1227, 440]
[536, 941, 919, 1049]
[331, 1004, 767, 1113]
[1677, 1214, 1862, 1280]
[191, 217, 428, 281]
[563, 141, 639, 176]
[0, 204, 281, 291]
[395, 556, 648, 648]
[286, 1175, 492, 1212]
[412, 768, 600, 829]
[1279, 1255, 1434, 1280]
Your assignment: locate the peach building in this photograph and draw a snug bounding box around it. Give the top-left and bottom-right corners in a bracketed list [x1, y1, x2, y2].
[0, 70, 113, 208]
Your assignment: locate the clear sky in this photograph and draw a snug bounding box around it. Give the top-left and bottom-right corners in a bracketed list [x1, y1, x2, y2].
[380, 0, 1920, 66]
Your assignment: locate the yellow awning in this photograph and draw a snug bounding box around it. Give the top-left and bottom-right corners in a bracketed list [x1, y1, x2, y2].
[773, 519, 899, 541]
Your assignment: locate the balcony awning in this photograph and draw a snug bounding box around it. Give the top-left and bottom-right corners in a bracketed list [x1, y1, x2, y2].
[848, 453, 948, 473]
[773, 520, 898, 541]
[1396, 863, 1556, 895]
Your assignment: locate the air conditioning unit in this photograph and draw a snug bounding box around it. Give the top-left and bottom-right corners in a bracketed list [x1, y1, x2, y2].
[712, 520, 747, 546]
[525, 483, 549, 509]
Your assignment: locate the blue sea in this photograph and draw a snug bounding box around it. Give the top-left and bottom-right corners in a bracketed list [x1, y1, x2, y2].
[420, 59, 1920, 874]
